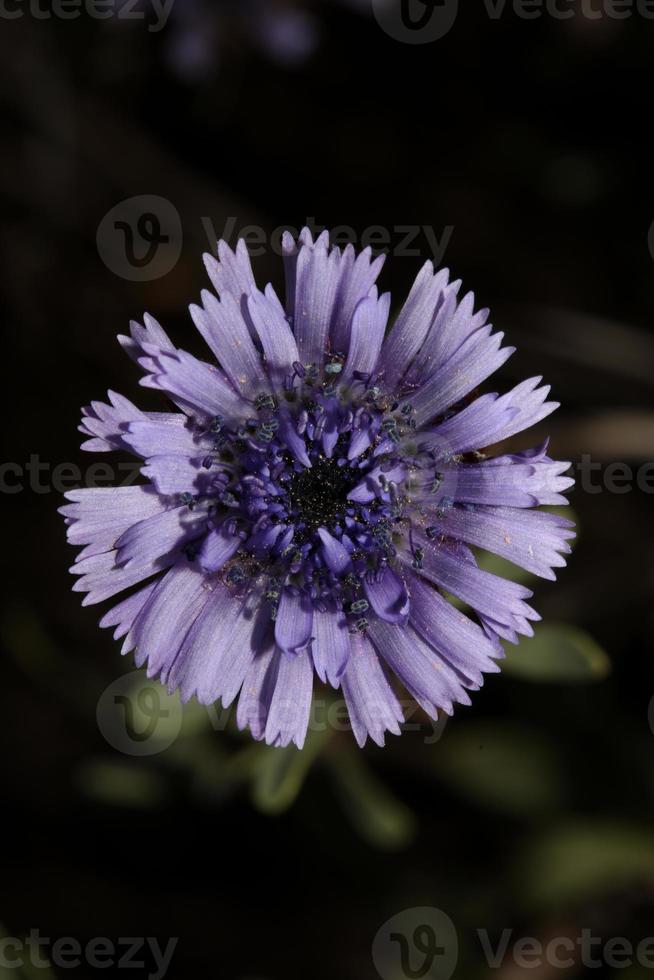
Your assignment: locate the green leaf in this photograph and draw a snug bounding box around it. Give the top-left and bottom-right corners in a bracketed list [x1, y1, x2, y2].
[514, 822, 654, 912]
[433, 721, 565, 816]
[326, 748, 417, 851]
[251, 725, 328, 816]
[183, 740, 262, 804]
[74, 759, 169, 808]
[502, 622, 610, 683]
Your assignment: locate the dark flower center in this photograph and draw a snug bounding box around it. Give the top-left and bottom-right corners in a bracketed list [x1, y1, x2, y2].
[179, 372, 432, 623]
[285, 457, 358, 532]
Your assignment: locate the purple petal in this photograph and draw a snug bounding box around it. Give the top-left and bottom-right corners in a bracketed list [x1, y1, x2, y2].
[378, 262, 451, 389]
[409, 327, 515, 428]
[168, 590, 266, 706]
[341, 290, 390, 383]
[274, 589, 313, 654]
[78, 391, 147, 453]
[124, 417, 202, 458]
[480, 613, 525, 645]
[403, 534, 538, 636]
[237, 646, 280, 740]
[190, 289, 268, 393]
[318, 400, 340, 458]
[486, 377, 560, 443]
[70, 549, 176, 606]
[293, 240, 342, 366]
[118, 313, 175, 365]
[427, 505, 575, 580]
[126, 562, 212, 680]
[247, 285, 300, 391]
[317, 528, 351, 574]
[406, 287, 489, 384]
[99, 581, 158, 646]
[407, 573, 502, 684]
[198, 524, 242, 573]
[348, 462, 406, 504]
[217, 603, 275, 708]
[246, 522, 289, 559]
[203, 239, 256, 305]
[311, 604, 351, 686]
[114, 506, 198, 568]
[276, 413, 311, 467]
[341, 633, 404, 748]
[61, 486, 166, 561]
[141, 455, 216, 496]
[409, 453, 573, 511]
[451, 458, 574, 508]
[415, 379, 559, 456]
[348, 414, 381, 461]
[265, 648, 313, 749]
[410, 393, 517, 458]
[367, 619, 470, 718]
[364, 567, 410, 624]
[140, 349, 247, 422]
[330, 245, 385, 354]
[281, 230, 301, 318]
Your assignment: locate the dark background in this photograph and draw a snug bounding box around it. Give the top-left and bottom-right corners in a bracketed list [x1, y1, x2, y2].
[2, 1, 654, 978]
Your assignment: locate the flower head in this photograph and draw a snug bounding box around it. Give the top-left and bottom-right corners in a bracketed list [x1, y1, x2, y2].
[62, 227, 574, 748]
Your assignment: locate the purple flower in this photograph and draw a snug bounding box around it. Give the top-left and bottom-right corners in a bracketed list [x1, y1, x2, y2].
[61, 228, 575, 749]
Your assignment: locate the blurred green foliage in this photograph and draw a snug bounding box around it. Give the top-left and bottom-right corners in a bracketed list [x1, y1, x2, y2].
[503, 622, 611, 683]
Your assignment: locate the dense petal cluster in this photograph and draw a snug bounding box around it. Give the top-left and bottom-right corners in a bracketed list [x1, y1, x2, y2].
[62, 228, 574, 748]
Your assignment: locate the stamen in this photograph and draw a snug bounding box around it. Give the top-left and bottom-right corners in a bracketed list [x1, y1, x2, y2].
[175, 373, 453, 614]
